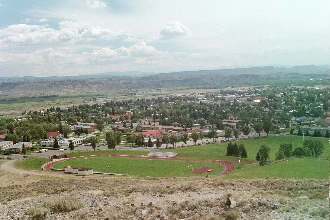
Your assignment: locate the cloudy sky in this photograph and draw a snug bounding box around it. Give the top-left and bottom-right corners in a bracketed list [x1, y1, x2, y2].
[0, 0, 329, 76]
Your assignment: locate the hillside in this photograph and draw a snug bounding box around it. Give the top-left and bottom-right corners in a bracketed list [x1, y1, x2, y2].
[0, 66, 329, 100]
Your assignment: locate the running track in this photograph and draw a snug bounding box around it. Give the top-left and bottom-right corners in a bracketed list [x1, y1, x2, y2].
[42, 154, 238, 175]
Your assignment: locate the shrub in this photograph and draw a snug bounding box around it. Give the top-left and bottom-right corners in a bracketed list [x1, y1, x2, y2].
[275, 150, 285, 160]
[25, 207, 49, 220]
[224, 211, 238, 220]
[45, 196, 83, 213]
[292, 147, 305, 157]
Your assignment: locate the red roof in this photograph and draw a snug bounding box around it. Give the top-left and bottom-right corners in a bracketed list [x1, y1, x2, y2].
[135, 130, 163, 138]
[0, 134, 6, 140]
[47, 131, 60, 138]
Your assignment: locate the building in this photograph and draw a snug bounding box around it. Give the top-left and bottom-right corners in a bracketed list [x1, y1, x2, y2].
[0, 141, 13, 151]
[4, 142, 32, 154]
[40, 139, 54, 147]
[47, 131, 62, 139]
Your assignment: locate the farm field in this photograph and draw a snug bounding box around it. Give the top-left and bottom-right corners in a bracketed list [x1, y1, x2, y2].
[226, 158, 328, 179]
[53, 157, 224, 177]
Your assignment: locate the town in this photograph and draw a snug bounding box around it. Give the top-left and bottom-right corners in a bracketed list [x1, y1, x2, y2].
[1, 86, 329, 155]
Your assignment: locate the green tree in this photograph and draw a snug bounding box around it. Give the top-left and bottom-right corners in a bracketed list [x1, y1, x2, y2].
[135, 135, 144, 147]
[297, 127, 303, 136]
[126, 134, 136, 147]
[238, 144, 247, 158]
[182, 133, 189, 144]
[262, 118, 272, 136]
[325, 130, 330, 138]
[278, 143, 293, 158]
[191, 132, 199, 145]
[292, 147, 305, 157]
[90, 137, 98, 151]
[53, 138, 59, 149]
[242, 126, 250, 136]
[69, 140, 74, 151]
[169, 135, 177, 148]
[156, 138, 162, 148]
[162, 135, 169, 148]
[253, 123, 263, 136]
[147, 137, 153, 147]
[224, 127, 232, 140]
[256, 145, 270, 166]
[208, 129, 217, 142]
[233, 129, 240, 139]
[22, 143, 27, 155]
[275, 149, 285, 160]
[303, 139, 324, 157]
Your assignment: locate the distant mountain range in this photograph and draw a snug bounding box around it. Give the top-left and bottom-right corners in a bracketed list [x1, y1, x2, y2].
[0, 65, 329, 100]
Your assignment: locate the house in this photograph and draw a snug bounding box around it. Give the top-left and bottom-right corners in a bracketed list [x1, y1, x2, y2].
[0, 141, 13, 151]
[74, 122, 97, 133]
[40, 139, 54, 147]
[4, 142, 31, 154]
[0, 134, 7, 141]
[47, 131, 62, 139]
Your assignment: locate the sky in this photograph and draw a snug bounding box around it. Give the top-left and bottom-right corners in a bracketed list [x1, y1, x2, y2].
[0, 0, 329, 76]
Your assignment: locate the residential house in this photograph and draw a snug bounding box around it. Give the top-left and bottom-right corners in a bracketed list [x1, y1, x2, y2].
[0, 141, 13, 151]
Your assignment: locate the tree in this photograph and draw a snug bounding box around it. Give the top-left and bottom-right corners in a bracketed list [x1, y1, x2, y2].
[90, 137, 98, 151]
[297, 127, 303, 136]
[96, 121, 104, 132]
[253, 123, 263, 136]
[289, 128, 294, 135]
[126, 134, 136, 147]
[256, 145, 270, 166]
[162, 135, 169, 148]
[325, 130, 330, 138]
[135, 135, 144, 147]
[169, 135, 177, 148]
[233, 129, 240, 139]
[69, 140, 74, 151]
[242, 126, 250, 136]
[275, 149, 285, 160]
[208, 129, 217, 142]
[115, 132, 121, 145]
[156, 138, 162, 148]
[303, 139, 324, 157]
[238, 144, 247, 158]
[106, 132, 116, 149]
[224, 127, 232, 140]
[147, 137, 153, 148]
[53, 138, 59, 149]
[226, 142, 239, 157]
[182, 133, 188, 144]
[22, 143, 27, 155]
[278, 143, 293, 158]
[263, 118, 272, 136]
[191, 132, 199, 145]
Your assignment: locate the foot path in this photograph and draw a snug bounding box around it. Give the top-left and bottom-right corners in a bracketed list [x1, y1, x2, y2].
[42, 154, 237, 175]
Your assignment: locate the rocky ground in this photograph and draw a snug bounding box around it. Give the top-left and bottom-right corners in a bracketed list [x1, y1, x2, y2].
[0, 160, 329, 220]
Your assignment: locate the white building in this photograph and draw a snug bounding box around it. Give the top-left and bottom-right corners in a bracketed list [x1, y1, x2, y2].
[0, 141, 13, 150]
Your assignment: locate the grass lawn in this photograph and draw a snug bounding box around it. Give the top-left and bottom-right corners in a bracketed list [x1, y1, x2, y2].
[67, 150, 148, 158]
[54, 157, 224, 177]
[166, 136, 329, 161]
[15, 157, 50, 170]
[226, 158, 328, 179]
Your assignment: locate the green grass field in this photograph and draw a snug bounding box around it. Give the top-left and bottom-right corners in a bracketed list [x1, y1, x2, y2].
[167, 136, 329, 161]
[67, 150, 147, 158]
[226, 158, 328, 179]
[54, 157, 223, 177]
[15, 158, 50, 170]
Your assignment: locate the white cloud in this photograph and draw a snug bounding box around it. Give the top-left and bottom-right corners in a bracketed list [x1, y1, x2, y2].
[39, 18, 48, 23]
[160, 22, 190, 39]
[85, 0, 107, 9]
[0, 21, 117, 46]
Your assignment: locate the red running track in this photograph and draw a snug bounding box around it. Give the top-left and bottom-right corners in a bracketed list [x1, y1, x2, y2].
[42, 154, 237, 175]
